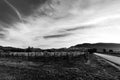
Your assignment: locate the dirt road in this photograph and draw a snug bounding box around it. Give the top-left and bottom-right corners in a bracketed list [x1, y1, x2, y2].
[94, 53, 120, 70]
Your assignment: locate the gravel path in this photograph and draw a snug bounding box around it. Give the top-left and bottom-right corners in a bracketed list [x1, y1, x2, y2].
[94, 53, 120, 70]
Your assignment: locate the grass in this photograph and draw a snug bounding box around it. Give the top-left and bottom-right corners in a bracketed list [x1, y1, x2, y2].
[0, 53, 119, 80]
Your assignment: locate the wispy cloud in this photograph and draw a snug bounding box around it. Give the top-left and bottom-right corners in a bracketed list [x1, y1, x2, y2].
[58, 25, 94, 33]
[43, 33, 72, 39]
[0, 0, 120, 48]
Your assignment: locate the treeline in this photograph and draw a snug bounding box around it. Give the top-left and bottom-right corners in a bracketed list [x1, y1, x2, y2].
[0, 46, 88, 52]
[0, 45, 114, 53]
[0, 46, 42, 52]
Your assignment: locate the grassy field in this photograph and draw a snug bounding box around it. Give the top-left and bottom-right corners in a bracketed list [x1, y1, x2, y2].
[0, 53, 119, 80]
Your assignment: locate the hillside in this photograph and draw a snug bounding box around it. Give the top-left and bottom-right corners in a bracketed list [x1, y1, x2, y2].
[70, 43, 120, 52]
[0, 43, 120, 52]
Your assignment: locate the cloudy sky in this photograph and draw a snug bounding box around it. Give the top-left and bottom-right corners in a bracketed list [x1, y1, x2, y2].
[0, 0, 120, 48]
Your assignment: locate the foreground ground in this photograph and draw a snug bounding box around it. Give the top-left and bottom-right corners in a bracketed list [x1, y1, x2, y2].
[0, 54, 119, 80]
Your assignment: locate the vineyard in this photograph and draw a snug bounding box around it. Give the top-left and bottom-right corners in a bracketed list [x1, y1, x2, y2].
[0, 51, 119, 80]
[0, 51, 85, 60]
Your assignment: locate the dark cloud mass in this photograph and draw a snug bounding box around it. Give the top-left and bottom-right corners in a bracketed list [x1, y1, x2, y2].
[0, 0, 18, 24]
[0, 0, 48, 40]
[0, 0, 47, 24]
[8, 0, 47, 16]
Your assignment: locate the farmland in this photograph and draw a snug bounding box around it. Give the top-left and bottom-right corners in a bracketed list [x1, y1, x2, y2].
[0, 51, 119, 80]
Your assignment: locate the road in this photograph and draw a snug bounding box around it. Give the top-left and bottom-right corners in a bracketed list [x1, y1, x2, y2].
[94, 53, 120, 70]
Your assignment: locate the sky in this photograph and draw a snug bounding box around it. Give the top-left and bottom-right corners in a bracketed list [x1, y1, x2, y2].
[0, 0, 120, 49]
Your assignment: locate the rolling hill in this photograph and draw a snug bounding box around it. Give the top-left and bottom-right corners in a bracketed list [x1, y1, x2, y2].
[70, 43, 120, 52]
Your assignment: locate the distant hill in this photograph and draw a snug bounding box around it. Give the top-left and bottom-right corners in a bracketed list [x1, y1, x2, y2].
[0, 43, 120, 52]
[70, 43, 120, 52]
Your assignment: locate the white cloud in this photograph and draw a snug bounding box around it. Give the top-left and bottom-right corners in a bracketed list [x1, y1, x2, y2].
[1, 0, 120, 48]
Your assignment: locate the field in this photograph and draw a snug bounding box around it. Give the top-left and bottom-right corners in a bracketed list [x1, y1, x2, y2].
[0, 52, 119, 80]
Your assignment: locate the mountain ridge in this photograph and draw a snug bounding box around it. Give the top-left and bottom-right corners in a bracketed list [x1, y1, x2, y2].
[0, 43, 120, 52]
[70, 43, 120, 51]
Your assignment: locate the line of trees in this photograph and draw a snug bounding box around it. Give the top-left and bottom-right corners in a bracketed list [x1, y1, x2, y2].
[0, 47, 87, 52]
[0, 45, 114, 53]
[102, 49, 114, 53]
[0, 46, 42, 52]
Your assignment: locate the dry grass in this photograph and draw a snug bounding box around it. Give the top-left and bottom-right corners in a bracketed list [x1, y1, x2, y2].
[0, 54, 119, 80]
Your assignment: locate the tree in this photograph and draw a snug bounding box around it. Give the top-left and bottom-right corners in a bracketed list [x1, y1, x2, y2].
[88, 48, 97, 54]
[109, 49, 113, 53]
[93, 48, 97, 52]
[103, 49, 106, 53]
[26, 46, 33, 52]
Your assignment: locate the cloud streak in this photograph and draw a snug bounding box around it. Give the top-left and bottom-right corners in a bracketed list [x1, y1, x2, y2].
[58, 25, 94, 33]
[4, 0, 23, 22]
[43, 33, 72, 39]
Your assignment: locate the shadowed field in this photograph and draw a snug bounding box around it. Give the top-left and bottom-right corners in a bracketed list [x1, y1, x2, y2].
[0, 53, 119, 80]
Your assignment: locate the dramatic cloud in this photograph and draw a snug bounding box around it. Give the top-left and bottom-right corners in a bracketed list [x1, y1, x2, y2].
[0, 0, 120, 48]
